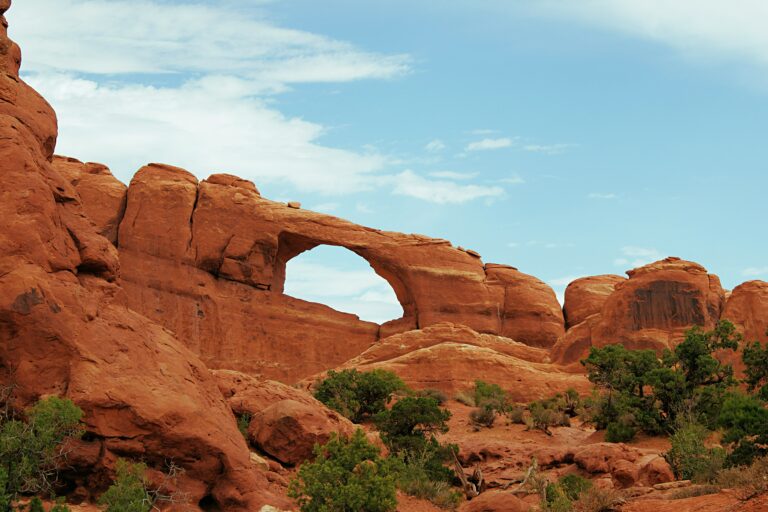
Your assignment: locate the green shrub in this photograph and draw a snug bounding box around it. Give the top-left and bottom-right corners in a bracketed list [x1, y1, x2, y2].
[288, 429, 399, 512]
[558, 474, 592, 501]
[715, 455, 768, 499]
[454, 391, 475, 407]
[743, 337, 768, 400]
[374, 397, 454, 483]
[605, 421, 636, 443]
[397, 451, 462, 510]
[0, 396, 83, 506]
[418, 389, 448, 406]
[506, 405, 526, 424]
[28, 497, 44, 512]
[527, 400, 570, 435]
[236, 412, 252, 441]
[473, 381, 508, 411]
[665, 421, 724, 481]
[469, 405, 496, 428]
[717, 392, 768, 466]
[543, 482, 573, 512]
[98, 459, 152, 512]
[314, 369, 405, 423]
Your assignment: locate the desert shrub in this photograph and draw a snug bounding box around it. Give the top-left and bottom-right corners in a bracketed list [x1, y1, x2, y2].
[543, 483, 573, 512]
[527, 400, 570, 435]
[397, 451, 462, 510]
[717, 392, 768, 466]
[473, 381, 508, 411]
[418, 389, 448, 405]
[98, 459, 152, 512]
[469, 405, 496, 428]
[0, 396, 83, 506]
[27, 497, 44, 512]
[715, 455, 768, 499]
[506, 405, 526, 424]
[573, 487, 623, 512]
[582, 321, 741, 441]
[669, 484, 719, 499]
[288, 429, 399, 512]
[665, 421, 724, 481]
[314, 369, 405, 423]
[605, 421, 636, 443]
[236, 412, 251, 440]
[558, 474, 592, 501]
[454, 391, 475, 407]
[374, 397, 454, 482]
[743, 337, 768, 400]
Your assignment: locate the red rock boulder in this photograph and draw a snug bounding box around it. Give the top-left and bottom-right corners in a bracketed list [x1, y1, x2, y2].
[248, 399, 355, 466]
[563, 275, 625, 328]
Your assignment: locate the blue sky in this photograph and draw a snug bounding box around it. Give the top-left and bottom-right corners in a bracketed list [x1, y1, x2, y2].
[10, 1, 768, 322]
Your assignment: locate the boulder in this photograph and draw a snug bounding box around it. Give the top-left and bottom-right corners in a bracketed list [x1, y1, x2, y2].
[248, 399, 355, 466]
[314, 323, 589, 403]
[563, 275, 625, 328]
[461, 491, 529, 512]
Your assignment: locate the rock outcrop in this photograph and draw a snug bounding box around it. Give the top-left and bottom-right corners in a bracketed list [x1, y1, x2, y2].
[0, 7, 287, 509]
[54, 160, 565, 382]
[554, 258, 726, 365]
[563, 275, 625, 328]
[309, 323, 589, 402]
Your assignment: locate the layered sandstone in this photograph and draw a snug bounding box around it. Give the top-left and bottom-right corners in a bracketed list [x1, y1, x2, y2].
[563, 274, 625, 328]
[0, 7, 286, 509]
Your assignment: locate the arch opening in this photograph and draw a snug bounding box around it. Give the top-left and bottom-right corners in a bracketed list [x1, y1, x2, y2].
[283, 244, 405, 324]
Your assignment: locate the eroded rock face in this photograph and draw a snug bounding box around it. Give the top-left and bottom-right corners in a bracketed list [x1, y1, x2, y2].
[723, 280, 768, 345]
[248, 399, 355, 466]
[309, 323, 589, 403]
[563, 275, 625, 329]
[590, 258, 725, 352]
[0, 9, 287, 510]
[96, 164, 565, 381]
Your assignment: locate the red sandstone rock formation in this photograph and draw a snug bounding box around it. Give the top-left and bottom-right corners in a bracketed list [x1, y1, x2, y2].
[0, 6, 286, 509]
[723, 280, 768, 345]
[55, 159, 564, 382]
[563, 275, 625, 329]
[554, 258, 726, 365]
[309, 323, 589, 402]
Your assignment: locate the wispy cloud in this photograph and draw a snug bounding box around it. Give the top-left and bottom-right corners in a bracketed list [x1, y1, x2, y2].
[12, 0, 414, 196]
[499, 174, 525, 185]
[614, 246, 663, 268]
[284, 259, 402, 323]
[522, 143, 577, 154]
[589, 192, 618, 199]
[743, 267, 768, 277]
[532, 1, 768, 72]
[312, 202, 341, 213]
[392, 170, 504, 204]
[466, 137, 514, 151]
[428, 170, 478, 180]
[425, 139, 446, 152]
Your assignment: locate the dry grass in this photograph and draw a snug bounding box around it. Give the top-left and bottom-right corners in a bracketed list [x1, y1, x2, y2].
[573, 487, 624, 512]
[715, 456, 768, 500]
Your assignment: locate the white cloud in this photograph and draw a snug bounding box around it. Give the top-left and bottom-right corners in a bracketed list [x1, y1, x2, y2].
[499, 174, 525, 184]
[614, 246, 663, 268]
[284, 260, 402, 323]
[392, 170, 504, 204]
[523, 143, 576, 154]
[29, 73, 386, 193]
[548, 275, 587, 287]
[466, 137, 514, 151]
[743, 267, 768, 277]
[356, 202, 374, 214]
[532, 1, 768, 70]
[425, 139, 446, 152]
[11, 0, 410, 89]
[312, 202, 341, 213]
[428, 170, 478, 180]
[589, 192, 618, 199]
[9, 0, 420, 196]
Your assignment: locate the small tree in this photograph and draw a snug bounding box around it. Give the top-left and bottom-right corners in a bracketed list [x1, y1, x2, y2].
[743, 335, 768, 400]
[98, 459, 152, 512]
[314, 369, 405, 423]
[288, 429, 399, 512]
[0, 396, 83, 508]
[718, 392, 768, 466]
